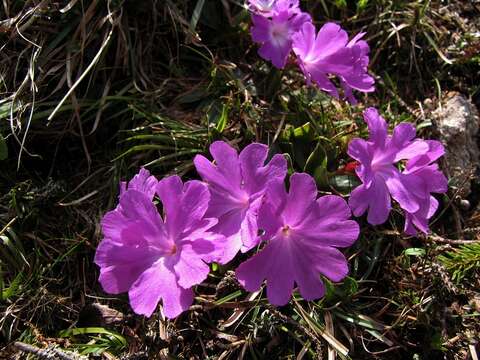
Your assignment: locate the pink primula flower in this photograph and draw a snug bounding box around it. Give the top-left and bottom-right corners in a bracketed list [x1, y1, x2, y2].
[236, 173, 359, 305]
[402, 141, 447, 235]
[340, 32, 375, 104]
[348, 108, 448, 234]
[95, 171, 227, 318]
[250, 1, 311, 69]
[194, 141, 287, 263]
[292, 22, 375, 103]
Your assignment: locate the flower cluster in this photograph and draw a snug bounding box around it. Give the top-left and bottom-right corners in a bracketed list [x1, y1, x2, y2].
[248, 0, 374, 103]
[348, 108, 448, 235]
[95, 3, 449, 321]
[95, 170, 228, 318]
[95, 142, 359, 318]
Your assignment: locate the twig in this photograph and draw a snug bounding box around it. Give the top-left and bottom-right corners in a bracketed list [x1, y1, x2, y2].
[430, 262, 459, 293]
[427, 234, 480, 245]
[13, 342, 87, 360]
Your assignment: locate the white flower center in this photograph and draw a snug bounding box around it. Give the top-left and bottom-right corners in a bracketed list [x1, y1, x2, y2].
[270, 22, 289, 47]
[256, 0, 276, 12]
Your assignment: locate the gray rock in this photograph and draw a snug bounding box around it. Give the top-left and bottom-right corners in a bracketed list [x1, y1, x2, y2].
[433, 93, 480, 197]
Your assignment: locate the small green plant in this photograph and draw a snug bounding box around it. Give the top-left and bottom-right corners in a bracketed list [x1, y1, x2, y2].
[58, 327, 128, 355]
[438, 243, 480, 284]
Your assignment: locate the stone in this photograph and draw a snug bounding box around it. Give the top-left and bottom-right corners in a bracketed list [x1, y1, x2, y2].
[433, 92, 480, 197]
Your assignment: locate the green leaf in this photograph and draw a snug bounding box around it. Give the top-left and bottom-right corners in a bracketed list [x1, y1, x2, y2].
[60, 327, 125, 342]
[1, 271, 24, 300]
[357, 0, 369, 11]
[341, 276, 359, 297]
[329, 174, 359, 194]
[59, 327, 127, 351]
[430, 331, 447, 351]
[284, 152, 294, 176]
[334, 312, 386, 331]
[214, 290, 242, 305]
[215, 103, 229, 134]
[424, 32, 453, 65]
[323, 279, 336, 302]
[211, 262, 218, 272]
[58, 326, 127, 356]
[190, 0, 206, 33]
[293, 122, 316, 142]
[404, 248, 426, 257]
[304, 142, 328, 186]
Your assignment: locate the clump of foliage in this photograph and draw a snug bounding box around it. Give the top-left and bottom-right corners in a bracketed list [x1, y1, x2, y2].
[439, 243, 480, 284]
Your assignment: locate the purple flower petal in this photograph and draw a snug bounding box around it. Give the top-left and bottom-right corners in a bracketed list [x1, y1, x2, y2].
[292, 22, 374, 103]
[384, 169, 421, 213]
[365, 179, 392, 226]
[95, 226, 158, 294]
[406, 140, 445, 171]
[341, 79, 358, 105]
[173, 245, 211, 289]
[299, 195, 359, 247]
[404, 196, 439, 235]
[236, 172, 358, 305]
[190, 234, 230, 264]
[363, 107, 387, 147]
[341, 35, 375, 94]
[239, 201, 263, 251]
[101, 212, 126, 244]
[347, 138, 373, 186]
[258, 38, 291, 69]
[257, 184, 285, 240]
[282, 172, 317, 226]
[129, 258, 194, 318]
[349, 176, 391, 225]
[239, 143, 287, 195]
[394, 140, 430, 162]
[193, 143, 242, 203]
[391, 123, 416, 147]
[236, 240, 276, 292]
[119, 168, 158, 200]
[195, 141, 287, 261]
[251, 12, 292, 69]
[348, 184, 369, 218]
[156, 177, 210, 238]
[305, 245, 349, 282]
[294, 254, 326, 301]
[413, 164, 448, 194]
[264, 241, 296, 305]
